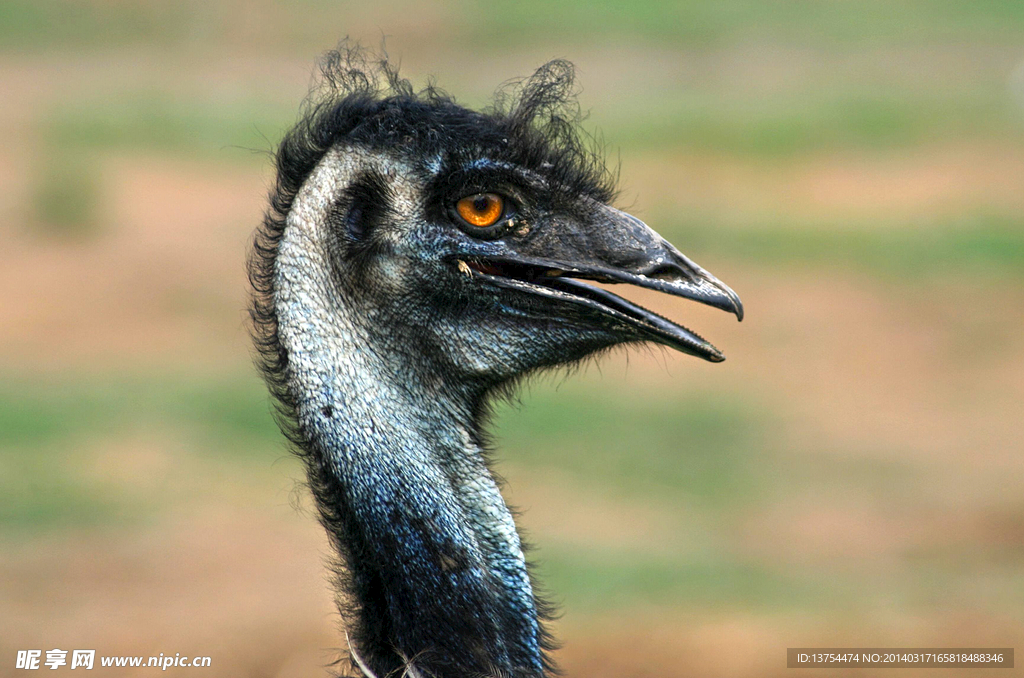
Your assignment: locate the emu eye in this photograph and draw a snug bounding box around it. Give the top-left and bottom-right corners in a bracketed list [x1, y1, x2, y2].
[456, 193, 504, 228]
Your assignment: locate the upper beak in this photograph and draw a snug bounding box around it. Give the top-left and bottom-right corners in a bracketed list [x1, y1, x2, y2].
[466, 205, 743, 362]
[581, 206, 744, 322]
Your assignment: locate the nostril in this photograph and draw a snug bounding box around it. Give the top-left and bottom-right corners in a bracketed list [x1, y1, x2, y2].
[643, 264, 690, 282]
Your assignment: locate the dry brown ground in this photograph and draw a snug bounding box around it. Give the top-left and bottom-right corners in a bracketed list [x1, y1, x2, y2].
[624, 144, 1024, 227]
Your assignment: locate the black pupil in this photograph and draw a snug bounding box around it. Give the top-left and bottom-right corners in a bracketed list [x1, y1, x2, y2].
[473, 196, 491, 213]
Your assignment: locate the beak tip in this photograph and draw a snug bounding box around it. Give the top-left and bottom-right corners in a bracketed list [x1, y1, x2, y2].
[724, 290, 744, 322]
[698, 342, 726, 363]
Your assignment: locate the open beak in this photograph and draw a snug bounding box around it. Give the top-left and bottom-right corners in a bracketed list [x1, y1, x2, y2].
[462, 206, 743, 362]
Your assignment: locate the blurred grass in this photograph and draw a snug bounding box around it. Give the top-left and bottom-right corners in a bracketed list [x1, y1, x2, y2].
[44, 95, 294, 162]
[2, 374, 771, 528]
[0, 375, 283, 532]
[600, 90, 1024, 156]
[30, 154, 101, 237]
[0, 371, 938, 614]
[42, 81, 1024, 161]
[538, 548, 814, 611]
[1, 446, 131, 530]
[6, 366, 1005, 615]
[493, 386, 765, 504]
[3, 0, 1024, 50]
[661, 216, 1024, 279]
[27, 0, 1024, 164]
[477, 0, 1024, 47]
[0, 375, 281, 455]
[0, 1, 220, 49]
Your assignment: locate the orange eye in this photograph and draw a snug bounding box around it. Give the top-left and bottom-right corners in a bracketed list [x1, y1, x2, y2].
[456, 193, 504, 228]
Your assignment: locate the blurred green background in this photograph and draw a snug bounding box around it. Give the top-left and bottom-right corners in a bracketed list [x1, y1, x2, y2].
[2, 2, 1023, 676]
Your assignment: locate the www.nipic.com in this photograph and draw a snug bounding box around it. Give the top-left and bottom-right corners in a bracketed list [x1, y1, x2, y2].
[15, 650, 212, 671]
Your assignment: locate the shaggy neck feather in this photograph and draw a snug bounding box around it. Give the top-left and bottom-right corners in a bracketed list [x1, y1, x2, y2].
[273, 149, 542, 677]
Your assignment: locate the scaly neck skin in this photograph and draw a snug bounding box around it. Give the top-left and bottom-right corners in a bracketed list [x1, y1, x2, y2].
[274, 150, 544, 677]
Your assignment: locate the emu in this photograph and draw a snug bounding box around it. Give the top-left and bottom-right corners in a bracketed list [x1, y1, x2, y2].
[250, 51, 742, 678]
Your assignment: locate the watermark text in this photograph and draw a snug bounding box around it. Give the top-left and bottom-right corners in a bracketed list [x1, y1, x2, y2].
[16, 650, 211, 671]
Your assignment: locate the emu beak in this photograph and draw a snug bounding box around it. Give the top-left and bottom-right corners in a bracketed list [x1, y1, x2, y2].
[465, 205, 743, 362]
[587, 206, 744, 321]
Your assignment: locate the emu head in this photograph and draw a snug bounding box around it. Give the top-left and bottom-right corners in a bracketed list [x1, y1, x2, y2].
[269, 57, 741, 400]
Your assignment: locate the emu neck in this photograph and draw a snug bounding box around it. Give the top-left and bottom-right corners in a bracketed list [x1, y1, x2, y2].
[274, 156, 543, 677]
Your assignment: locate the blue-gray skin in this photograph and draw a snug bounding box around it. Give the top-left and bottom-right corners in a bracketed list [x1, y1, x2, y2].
[251, 54, 742, 678]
